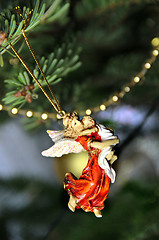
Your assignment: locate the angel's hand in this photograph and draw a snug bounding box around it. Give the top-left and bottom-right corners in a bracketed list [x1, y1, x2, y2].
[109, 155, 117, 165]
[79, 127, 97, 136]
[106, 150, 114, 160]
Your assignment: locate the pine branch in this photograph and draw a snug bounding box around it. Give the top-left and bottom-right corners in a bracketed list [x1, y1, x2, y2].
[0, 0, 70, 56]
[0, 0, 45, 55]
[41, 0, 70, 24]
[3, 40, 82, 108]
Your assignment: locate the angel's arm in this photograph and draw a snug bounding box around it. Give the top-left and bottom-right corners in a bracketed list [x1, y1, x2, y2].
[79, 127, 98, 136]
[90, 138, 119, 149]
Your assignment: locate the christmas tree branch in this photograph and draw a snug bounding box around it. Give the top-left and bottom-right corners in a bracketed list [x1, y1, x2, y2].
[41, 0, 70, 23]
[0, 0, 70, 55]
[3, 40, 82, 109]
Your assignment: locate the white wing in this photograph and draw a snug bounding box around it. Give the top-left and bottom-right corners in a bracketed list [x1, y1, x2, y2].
[42, 138, 85, 158]
[46, 130, 64, 143]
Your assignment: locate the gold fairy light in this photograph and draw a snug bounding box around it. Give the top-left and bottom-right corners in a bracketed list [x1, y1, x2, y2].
[144, 62, 151, 69]
[85, 109, 92, 115]
[112, 95, 118, 102]
[124, 86, 130, 92]
[26, 110, 33, 117]
[0, 104, 3, 111]
[11, 108, 18, 115]
[41, 113, 48, 120]
[133, 76, 140, 83]
[100, 104, 106, 111]
[152, 50, 159, 56]
[151, 37, 159, 47]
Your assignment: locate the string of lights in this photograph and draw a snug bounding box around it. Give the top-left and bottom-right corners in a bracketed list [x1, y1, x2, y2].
[1, 37, 159, 120]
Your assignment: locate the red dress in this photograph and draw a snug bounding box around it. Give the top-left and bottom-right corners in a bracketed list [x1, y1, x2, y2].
[64, 132, 111, 213]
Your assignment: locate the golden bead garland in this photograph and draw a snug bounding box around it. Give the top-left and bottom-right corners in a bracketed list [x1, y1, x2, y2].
[1, 37, 159, 120]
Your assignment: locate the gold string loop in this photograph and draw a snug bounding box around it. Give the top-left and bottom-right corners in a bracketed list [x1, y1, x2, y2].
[7, 6, 64, 115]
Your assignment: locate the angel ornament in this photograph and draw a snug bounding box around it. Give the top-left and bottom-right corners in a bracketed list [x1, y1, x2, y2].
[42, 113, 119, 218]
[6, 8, 119, 218]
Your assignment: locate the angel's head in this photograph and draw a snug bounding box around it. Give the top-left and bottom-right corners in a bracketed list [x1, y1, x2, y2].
[63, 112, 79, 128]
[82, 116, 96, 129]
[63, 113, 84, 138]
[71, 117, 84, 132]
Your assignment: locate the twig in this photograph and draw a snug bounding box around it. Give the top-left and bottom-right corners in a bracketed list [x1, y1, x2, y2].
[42, 209, 65, 240]
[116, 99, 159, 157]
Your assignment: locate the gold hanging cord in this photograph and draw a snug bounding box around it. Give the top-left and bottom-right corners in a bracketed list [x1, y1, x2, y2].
[9, 7, 64, 117]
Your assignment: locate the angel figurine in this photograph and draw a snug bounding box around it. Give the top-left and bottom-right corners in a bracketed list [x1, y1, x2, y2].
[42, 113, 119, 218]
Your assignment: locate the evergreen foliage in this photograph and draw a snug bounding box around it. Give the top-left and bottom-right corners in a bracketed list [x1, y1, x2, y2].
[3, 40, 81, 108]
[0, 0, 70, 55]
[1, 0, 159, 125]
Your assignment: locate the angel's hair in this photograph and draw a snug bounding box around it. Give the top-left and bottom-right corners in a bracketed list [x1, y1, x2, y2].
[64, 113, 82, 139]
[64, 128, 79, 139]
[63, 112, 79, 128]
